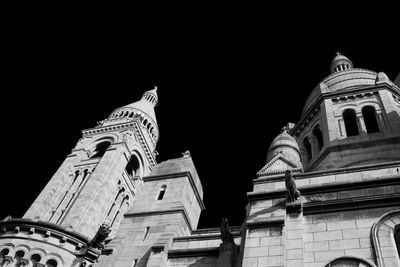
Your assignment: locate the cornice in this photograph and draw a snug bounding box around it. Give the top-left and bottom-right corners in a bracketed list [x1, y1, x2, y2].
[144, 172, 206, 210]
[254, 161, 400, 185]
[246, 218, 284, 229]
[307, 137, 400, 171]
[248, 175, 400, 202]
[173, 229, 241, 243]
[124, 208, 194, 233]
[81, 121, 157, 168]
[303, 193, 400, 215]
[0, 219, 96, 256]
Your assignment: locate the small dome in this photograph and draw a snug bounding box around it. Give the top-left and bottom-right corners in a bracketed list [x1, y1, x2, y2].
[330, 52, 353, 73]
[267, 127, 301, 164]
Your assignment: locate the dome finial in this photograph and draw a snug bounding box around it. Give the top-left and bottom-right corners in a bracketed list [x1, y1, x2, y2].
[281, 126, 288, 133]
[336, 51, 341, 56]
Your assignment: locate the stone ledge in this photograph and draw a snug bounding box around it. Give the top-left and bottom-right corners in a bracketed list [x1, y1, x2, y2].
[249, 175, 400, 201]
[303, 193, 400, 215]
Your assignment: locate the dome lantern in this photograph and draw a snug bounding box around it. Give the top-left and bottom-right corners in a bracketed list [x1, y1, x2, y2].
[330, 52, 353, 74]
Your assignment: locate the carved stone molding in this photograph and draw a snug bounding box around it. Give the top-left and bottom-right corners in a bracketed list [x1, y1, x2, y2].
[371, 209, 400, 267]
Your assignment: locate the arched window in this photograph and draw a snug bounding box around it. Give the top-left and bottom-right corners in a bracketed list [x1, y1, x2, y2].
[31, 254, 41, 267]
[312, 125, 324, 150]
[91, 141, 112, 159]
[303, 137, 312, 162]
[125, 155, 140, 179]
[0, 248, 10, 262]
[362, 106, 379, 133]
[46, 259, 58, 267]
[0, 248, 10, 266]
[372, 210, 400, 266]
[0, 248, 9, 258]
[157, 185, 167, 200]
[343, 109, 359, 137]
[15, 250, 25, 261]
[325, 257, 374, 266]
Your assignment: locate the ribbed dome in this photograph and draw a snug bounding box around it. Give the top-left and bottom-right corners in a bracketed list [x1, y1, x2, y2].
[267, 128, 301, 164]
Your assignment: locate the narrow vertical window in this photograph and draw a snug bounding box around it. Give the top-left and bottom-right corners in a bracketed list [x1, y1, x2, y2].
[143, 226, 150, 241]
[362, 106, 380, 133]
[395, 225, 400, 258]
[343, 109, 359, 137]
[157, 185, 167, 200]
[312, 125, 324, 150]
[303, 137, 312, 163]
[126, 156, 140, 179]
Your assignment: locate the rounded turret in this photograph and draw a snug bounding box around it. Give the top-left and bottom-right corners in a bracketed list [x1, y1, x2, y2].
[267, 127, 301, 164]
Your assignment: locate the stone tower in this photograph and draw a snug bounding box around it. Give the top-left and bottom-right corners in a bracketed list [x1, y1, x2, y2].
[0, 88, 159, 266]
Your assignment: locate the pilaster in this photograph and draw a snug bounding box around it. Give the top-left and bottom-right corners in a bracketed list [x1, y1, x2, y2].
[284, 207, 304, 267]
[61, 143, 128, 239]
[356, 113, 367, 135]
[217, 242, 238, 267]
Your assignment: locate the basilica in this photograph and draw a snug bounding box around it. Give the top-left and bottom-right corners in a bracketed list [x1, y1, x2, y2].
[0, 54, 399, 267]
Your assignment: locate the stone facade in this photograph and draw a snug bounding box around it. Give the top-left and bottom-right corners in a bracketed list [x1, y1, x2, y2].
[1, 56, 399, 267]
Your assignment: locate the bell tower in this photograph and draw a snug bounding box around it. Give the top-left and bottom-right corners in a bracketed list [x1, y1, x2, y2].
[0, 88, 159, 267]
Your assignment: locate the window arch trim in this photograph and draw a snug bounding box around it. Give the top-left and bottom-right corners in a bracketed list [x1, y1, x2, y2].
[324, 256, 377, 267]
[371, 209, 400, 267]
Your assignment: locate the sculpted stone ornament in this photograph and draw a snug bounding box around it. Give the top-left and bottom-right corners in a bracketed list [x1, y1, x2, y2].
[123, 131, 134, 145]
[220, 218, 234, 244]
[285, 170, 300, 202]
[89, 224, 111, 250]
[182, 150, 191, 158]
[2, 215, 11, 221]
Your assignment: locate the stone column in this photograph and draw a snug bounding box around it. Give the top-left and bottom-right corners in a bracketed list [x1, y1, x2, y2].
[357, 113, 367, 135]
[146, 247, 168, 267]
[338, 118, 346, 138]
[376, 111, 388, 131]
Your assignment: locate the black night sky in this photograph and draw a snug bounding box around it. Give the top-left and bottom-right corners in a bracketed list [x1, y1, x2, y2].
[1, 12, 398, 229]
